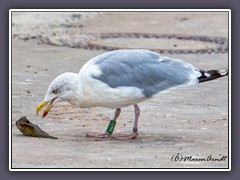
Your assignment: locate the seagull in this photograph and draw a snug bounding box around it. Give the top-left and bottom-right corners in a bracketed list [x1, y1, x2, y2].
[36, 49, 228, 140]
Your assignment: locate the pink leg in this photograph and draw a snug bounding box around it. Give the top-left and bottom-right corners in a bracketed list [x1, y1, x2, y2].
[113, 104, 140, 140]
[86, 108, 121, 138]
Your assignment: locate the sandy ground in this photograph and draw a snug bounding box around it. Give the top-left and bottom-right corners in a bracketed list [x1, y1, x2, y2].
[11, 11, 229, 169]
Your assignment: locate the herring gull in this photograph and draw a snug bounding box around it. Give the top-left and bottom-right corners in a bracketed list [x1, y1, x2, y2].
[36, 49, 228, 140]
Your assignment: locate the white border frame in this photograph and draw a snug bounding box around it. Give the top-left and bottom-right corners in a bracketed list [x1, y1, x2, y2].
[9, 9, 231, 171]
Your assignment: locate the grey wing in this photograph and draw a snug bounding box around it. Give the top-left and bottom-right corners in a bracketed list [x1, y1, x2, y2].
[92, 50, 201, 97]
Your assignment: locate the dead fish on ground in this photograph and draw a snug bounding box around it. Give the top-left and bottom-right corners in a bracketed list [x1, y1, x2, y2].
[16, 116, 58, 139]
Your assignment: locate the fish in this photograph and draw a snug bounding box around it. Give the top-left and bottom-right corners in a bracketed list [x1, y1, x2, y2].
[16, 116, 58, 139]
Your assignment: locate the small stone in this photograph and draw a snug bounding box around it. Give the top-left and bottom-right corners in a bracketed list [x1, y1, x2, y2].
[23, 37, 30, 41]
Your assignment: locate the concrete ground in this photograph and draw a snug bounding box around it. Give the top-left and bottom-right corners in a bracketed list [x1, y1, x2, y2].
[11, 11, 229, 169]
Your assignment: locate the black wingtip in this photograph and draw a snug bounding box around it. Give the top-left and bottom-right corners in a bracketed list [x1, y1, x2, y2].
[198, 69, 228, 83]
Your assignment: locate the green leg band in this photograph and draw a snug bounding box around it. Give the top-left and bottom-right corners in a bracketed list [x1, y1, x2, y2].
[106, 120, 116, 134]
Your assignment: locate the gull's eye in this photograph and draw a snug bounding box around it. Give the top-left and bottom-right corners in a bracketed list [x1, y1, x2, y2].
[52, 89, 58, 94]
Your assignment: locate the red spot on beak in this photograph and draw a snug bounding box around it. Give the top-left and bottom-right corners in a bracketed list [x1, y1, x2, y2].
[42, 111, 48, 118]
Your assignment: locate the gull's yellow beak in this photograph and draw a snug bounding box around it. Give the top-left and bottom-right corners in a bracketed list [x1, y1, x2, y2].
[36, 99, 55, 118]
[36, 101, 49, 115]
